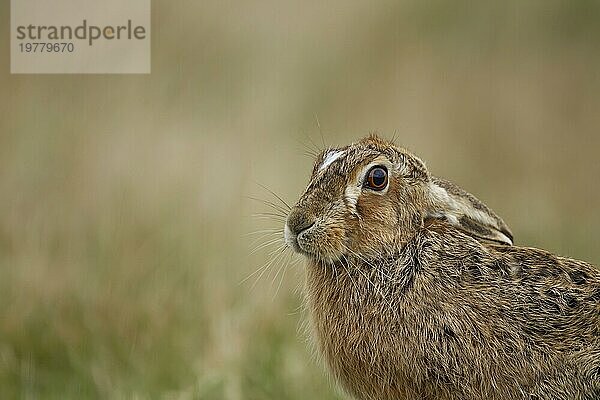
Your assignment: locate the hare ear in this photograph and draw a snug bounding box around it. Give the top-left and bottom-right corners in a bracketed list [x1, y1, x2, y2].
[425, 177, 514, 246]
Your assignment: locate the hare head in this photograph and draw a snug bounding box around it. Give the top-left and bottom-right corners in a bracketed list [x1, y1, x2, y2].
[284, 134, 512, 264]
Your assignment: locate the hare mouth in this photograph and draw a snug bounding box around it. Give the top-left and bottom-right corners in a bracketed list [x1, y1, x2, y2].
[284, 223, 345, 263]
[284, 223, 314, 256]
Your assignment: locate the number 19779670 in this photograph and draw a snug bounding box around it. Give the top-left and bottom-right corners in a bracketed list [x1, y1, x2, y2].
[19, 42, 74, 53]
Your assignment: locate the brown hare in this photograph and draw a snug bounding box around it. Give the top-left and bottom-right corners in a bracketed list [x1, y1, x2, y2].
[284, 134, 600, 400]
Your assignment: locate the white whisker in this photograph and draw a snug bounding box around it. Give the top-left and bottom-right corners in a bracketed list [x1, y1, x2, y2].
[244, 228, 283, 237]
[249, 237, 284, 255]
[248, 245, 287, 289]
[254, 182, 292, 212]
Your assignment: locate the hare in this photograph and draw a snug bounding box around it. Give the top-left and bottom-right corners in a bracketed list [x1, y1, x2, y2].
[284, 134, 600, 400]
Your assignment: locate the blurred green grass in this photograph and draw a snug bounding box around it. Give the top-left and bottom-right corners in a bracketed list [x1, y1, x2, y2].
[1, 0, 599, 398]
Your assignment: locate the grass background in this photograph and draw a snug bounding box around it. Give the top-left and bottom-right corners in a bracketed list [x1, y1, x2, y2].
[1, 1, 599, 398]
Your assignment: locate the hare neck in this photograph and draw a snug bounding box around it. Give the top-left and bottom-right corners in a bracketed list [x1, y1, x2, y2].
[303, 249, 420, 399]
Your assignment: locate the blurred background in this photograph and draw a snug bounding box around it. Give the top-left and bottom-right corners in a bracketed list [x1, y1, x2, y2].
[1, 0, 599, 398]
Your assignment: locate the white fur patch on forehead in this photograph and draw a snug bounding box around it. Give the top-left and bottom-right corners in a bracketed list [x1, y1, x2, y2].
[319, 150, 346, 172]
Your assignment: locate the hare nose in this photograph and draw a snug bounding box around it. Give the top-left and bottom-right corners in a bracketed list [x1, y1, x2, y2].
[286, 209, 316, 236]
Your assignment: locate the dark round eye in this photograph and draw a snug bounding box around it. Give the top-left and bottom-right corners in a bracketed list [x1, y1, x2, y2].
[365, 166, 388, 191]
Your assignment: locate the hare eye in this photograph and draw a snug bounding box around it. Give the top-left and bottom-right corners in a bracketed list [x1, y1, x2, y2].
[365, 166, 388, 191]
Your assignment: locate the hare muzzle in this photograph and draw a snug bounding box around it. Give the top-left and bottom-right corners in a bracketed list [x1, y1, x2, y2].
[284, 208, 316, 253]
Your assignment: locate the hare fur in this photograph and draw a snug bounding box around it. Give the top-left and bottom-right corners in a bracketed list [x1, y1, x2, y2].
[284, 135, 600, 400]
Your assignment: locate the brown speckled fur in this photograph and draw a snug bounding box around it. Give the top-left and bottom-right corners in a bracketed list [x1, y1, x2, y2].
[285, 135, 600, 400]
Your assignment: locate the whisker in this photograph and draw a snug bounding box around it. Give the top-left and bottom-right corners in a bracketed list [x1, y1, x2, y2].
[252, 245, 288, 290]
[252, 210, 287, 217]
[248, 232, 282, 251]
[295, 138, 320, 158]
[254, 182, 292, 212]
[244, 180, 294, 297]
[304, 134, 323, 158]
[246, 196, 290, 216]
[251, 211, 287, 218]
[244, 228, 283, 237]
[288, 256, 302, 268]
[250, 216, 286, 224]
[249, 237, 284, 255]
[314, 113, 326, 149]
[303, 150, 318, 160]
[266, 242, 289, 257]
[287, 296, 306, 316]
[240, 246, 283, 284]
[272, 249, 293, 300]
[240, 244, 286, 285]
